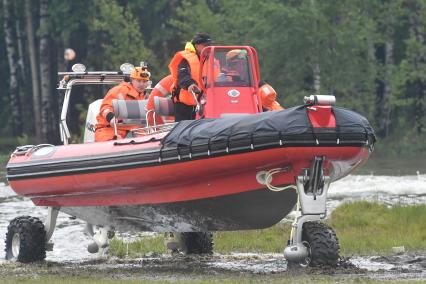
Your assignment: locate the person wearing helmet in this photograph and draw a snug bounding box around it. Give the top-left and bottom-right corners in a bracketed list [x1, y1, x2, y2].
[222, 49, 250, 83]
[169, 32, 212, 121]
[95, 67, 151, 141]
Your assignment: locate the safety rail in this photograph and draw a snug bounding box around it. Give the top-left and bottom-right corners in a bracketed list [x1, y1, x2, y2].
[131, 122, 176, 136]
[57, 63, 152, 145]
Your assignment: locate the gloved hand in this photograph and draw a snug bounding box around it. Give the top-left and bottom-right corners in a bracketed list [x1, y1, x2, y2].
[106, 112, 117, 127]
[188, 84, 201, 94]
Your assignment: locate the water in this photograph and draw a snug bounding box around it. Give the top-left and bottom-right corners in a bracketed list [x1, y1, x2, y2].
[0, 182, 92, 263]
[0, 173, 425, 265]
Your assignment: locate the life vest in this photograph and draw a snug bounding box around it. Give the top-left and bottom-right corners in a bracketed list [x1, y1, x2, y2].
[259, 83, 284, 111]
[168, 44, 202, 106]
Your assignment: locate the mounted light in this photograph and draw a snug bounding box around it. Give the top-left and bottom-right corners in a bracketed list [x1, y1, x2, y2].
[71, 63, 86, 73]
[120, 63, 134, 75]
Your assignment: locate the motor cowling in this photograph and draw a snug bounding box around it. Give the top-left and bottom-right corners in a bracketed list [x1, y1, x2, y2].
[83, 99, 103, 143]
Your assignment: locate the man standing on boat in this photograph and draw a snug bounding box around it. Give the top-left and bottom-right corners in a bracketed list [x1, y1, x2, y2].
[169, 32, 212, 121]
[95, 67, 151, 142]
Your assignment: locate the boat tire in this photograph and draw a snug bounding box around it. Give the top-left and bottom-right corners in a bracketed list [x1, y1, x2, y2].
[5, 216, 46, 263]
[302, 222, 340, 267]
[181, 232, 213, 255]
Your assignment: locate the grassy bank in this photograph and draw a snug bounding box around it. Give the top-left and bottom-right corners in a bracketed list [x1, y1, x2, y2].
[329, 201, 426, 255]
[110, 202, 426, 257]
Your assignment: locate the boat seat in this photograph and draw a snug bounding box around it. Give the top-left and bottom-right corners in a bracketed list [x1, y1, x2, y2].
[112, 99, 148, 125]
[153, 96, 175, 116]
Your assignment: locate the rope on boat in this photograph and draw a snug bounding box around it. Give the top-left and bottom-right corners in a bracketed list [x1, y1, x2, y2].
[264, 168, 297, 192]
[113, 137, 161, 146]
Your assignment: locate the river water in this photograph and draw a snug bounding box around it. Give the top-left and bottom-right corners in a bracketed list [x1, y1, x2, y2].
[0, 159, 425, 280]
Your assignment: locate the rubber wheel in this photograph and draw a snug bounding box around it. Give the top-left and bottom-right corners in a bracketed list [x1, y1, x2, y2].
[181, 232, 213, 254]
[302, 222, 340, 267]
[5, 216, 46, 263]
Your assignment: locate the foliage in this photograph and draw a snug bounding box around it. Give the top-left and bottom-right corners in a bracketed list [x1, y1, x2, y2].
[0, 0, 425, 152]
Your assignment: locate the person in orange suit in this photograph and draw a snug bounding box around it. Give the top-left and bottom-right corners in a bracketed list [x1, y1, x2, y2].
[258, 81, 284, 111]
[95, 67, 151, 142]
[169, 33, 212, 121]
[146, 74, 174, 125]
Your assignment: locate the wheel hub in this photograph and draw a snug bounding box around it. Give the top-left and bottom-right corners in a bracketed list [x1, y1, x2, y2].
[298, 241, 312, 267]
[11, 233, 20, 258]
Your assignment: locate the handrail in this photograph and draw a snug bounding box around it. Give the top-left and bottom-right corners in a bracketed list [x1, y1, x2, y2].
[58, 77, 124, 145]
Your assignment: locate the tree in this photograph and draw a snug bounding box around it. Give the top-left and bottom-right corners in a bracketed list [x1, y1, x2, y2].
[39, 0, 54, 142]
[25, 0, 42, 142]
[3, 0, 23, 136]
[395, 0, 426, 135]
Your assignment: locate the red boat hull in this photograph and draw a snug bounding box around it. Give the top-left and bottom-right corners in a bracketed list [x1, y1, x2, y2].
[7, 141, 368, 207]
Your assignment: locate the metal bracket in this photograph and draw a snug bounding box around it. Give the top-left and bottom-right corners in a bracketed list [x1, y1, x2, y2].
[45, 206, 60, 242]
[44, 206, 60, 251]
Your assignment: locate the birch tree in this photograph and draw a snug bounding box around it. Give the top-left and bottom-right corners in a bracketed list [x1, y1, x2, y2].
[3, 0, 23, 136]
[39, 0, 53, 141]
[25, 0, 42, 142]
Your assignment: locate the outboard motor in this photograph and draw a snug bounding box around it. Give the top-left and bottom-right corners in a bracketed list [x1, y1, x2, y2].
[83, 99, 103, 143]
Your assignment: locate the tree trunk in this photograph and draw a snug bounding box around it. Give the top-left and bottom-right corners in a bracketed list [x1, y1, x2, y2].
[408, 10, 425, 134]
[381, 41, 393, 137]
[15, 0, 26, 83]
[3, 0, 23, 136]
[25, 0, 42, 142]
[313, 63, 321, 95]
[39, 0, 53, 142]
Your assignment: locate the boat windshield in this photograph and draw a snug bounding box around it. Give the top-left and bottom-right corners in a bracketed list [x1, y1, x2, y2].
[210, 49, 254, 88]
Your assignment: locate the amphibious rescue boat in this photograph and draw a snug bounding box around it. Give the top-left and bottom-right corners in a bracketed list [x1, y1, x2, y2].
[4, 46, 375, 267]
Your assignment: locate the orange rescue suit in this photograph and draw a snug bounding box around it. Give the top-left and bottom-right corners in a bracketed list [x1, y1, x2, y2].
[259, 83, 284, 111]
[95, 81, 146, 142]
[146, 75, 174, 125]
[168, 50, 202, 106]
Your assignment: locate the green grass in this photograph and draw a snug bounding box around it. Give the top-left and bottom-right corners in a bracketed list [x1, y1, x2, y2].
[110, 202, 426, 258]
[110, 234, 167, 257]
[214, 223, 291, 253]
[328, 201, 426, 255]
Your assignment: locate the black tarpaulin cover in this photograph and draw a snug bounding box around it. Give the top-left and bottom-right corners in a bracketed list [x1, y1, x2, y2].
[162, 106, 376, 148]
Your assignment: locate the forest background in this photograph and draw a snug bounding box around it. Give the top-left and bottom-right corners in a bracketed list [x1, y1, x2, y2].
[1, 0, 425, 156]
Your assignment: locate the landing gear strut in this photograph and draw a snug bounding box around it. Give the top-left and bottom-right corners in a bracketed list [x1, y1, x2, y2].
[284, 157, 340, 267]
[86, 224, 115, 254]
